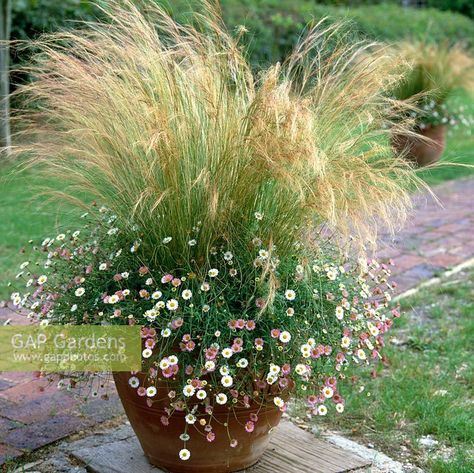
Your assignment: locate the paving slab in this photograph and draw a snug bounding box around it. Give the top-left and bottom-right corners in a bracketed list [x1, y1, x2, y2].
[69, 420, 371, 473]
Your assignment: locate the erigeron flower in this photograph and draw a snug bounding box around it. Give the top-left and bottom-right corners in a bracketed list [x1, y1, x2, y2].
[317, 405, 328, 416]
[284, 289, 296, 301]
[335, 306, 344, 320]
[121, 272, 129, 279]
[336, 403, 345, 413]
[75, 287, 85, 297]
[279, 331, 291, 343]
[322, 386, 334, 398]
[181, 289, 192, 300]
[208, 268, 219, 278]
[201, 282, 210, 292]
[269, 364, 281, 375]
[128, 376, 139, 388]
[216, 393, 228, 405]
[168, 355, 178, 365]
[183, 384, 195, 397]
[166, 299, 179, 311]
[229, 268, 238, 277]
[258, 249, 269, 259]
[205, 360, 216, 371]
[37, 275, 48, 285]
[219, 366, 229, 376]
[161, 328, 171, 337]
[266, 374, 277, 385]
[221, 375, 233, 387]
[145, 278, 153, 286]
[286, 308, 294, 317]
[341, 336, 351, 348]
[156, 300, 165, 309]
[142, 348, 153, 359]
[56, 233, 66, 241]
[188, 239, 197, 246]
[254, 212, 263, 220]
[109, 294, 119, 304]
[152, 291, 162, 300]
[196, 389, 207, 400]
[357, 349, 367, 360]
[326, 269, 337, 280]
[223, 251, 233, 261]
[185, 414, 196, 424]
[273, 397, 284, 408]
[295, 364, 307, 375]
[162, 237, 172, 244]
[300, 344, 311, 358]
[20, 261, 29, 269]
[159, 358, 170, 370]
[237, 358, 248, 368]
[146, 386, 157, 397]
[222, 348, 233, 359]
[179, 449, 190, 461]
[107, 228, 118, 235]
[99, 263, 107, 271]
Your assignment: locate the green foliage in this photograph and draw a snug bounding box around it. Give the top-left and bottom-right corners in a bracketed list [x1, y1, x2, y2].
[11, 0, 100, 41]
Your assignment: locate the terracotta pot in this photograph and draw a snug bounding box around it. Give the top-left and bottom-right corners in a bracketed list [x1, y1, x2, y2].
[392, 125, 446, 167]
[113, 372, 283, 473]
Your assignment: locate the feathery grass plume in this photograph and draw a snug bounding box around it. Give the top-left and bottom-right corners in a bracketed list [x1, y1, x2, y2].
[13, 0, 425, 271]
[392, 40, 474, 104]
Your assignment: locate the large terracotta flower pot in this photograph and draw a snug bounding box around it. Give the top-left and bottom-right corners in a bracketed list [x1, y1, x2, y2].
[113, 372, 283, 473]
[392, 125, 446, 167]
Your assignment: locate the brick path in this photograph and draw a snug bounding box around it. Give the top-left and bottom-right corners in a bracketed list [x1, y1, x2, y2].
[0, 177, 473, 467]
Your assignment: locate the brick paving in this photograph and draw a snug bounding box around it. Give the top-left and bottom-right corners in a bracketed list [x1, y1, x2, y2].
[0, 177, 473, 467]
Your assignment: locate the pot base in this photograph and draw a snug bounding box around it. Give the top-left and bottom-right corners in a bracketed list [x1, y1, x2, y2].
[113, 372, 282, 473]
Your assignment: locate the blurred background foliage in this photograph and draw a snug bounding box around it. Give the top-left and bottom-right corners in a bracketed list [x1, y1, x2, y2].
[9, 1, 474, 73]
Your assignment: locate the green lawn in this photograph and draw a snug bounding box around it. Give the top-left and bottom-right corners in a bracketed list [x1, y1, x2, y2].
[418, 92, 474, 186]
[317, 269, 474, 473]
[0, 162, 75, 300]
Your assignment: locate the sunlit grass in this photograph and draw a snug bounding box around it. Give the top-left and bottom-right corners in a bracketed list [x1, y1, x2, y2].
[316, 269, 474, 473]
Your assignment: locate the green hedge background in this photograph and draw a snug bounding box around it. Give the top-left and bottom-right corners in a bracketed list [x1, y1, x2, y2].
[11, 1, 474, 71]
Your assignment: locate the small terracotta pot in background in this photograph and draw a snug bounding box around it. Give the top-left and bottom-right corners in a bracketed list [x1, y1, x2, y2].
[392, 124, 446, 167]
[113, 372, 283, 473]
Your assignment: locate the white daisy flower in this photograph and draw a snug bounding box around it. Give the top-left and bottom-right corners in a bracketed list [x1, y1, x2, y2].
[341, 336, 351, 348]
[181, 289, 192, 300]
[279, 331, 291, 343]
[208, 269, 219, 278]
[222, 348, 233, 359]
[128, 376, 140, 388]
[179, 449, 190, 461]
[146, 386, 157, 397]
[162, 237, 172, 244]
[322, 386, 334, 398]
[161, 328, 171, 338]
[109, 294, 119, 304]
[357, 349, 367, 360]
[216, 393, 228, 405]
[317, 405, 328, 416]
[273, 397, 284, 408]
[37, 275, 48, 285]
[20, 261, 29, 269]
[196, 389, 207, 400]
[188, 239, 197, 246]
[151, 291, 162, 300]
[121, 272, 129, 279]
[142, 348, 153, 359]
[166, 299, 179, 311]
[300, 344, 311, 358]
[183, 384, 195, 397]
[56, 233, 66, 241]
[75, 287, 85, 297]
[284, 289, 296, 301]
[219, 366, 229, 376]
[295, 364, 307, 375]
[99, 263, 107, 271]
[185, 414, 196, 424]
[205, 360, 216, 371]
[168, 355, 178, 365]
[221, 375, 233, 387]
[254, 212, 263, 220]
[223, 251, 233, 261]
[237, 358, 249, 368]
[336, 403, 345, 413]
[70, 304, 78, 312]
[159, 358, 170, 370]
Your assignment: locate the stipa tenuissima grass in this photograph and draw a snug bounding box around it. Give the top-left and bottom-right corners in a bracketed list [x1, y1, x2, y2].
[13, 0, 426, 271]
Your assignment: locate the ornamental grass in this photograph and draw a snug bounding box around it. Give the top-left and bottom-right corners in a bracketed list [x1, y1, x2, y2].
[10, 0, 430, 464]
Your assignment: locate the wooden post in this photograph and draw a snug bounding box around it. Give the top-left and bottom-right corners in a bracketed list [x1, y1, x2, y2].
[0, 0, 11, 154]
